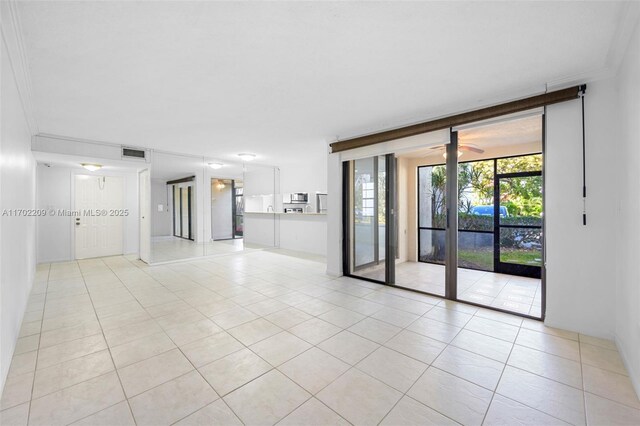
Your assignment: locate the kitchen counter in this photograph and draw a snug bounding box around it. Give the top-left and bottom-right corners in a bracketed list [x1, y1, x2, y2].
[244, 211, 326, 216]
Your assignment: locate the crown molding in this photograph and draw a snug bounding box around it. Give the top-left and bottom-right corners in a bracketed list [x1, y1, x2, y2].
[1, 0, 38, 135]
[547, 1, 640, 91]
[605, 1, 640, 77]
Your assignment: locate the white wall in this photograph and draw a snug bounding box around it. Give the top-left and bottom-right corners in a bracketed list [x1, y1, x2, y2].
[545, 79, 618, 339]
[614, 16, 640, 398]
[0, 26, 37, 391]
[151, 178, 172, 237]
[278, 140, 328, 256]
[36, 166, 72, 262]
[396, 157, 410, 263]
[243, 166, 278, 247]
[36, 165, 140, 262]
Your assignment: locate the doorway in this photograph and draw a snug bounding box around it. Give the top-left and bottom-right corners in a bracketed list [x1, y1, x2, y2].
[233, 181, 244, 238]
[211, 178, 243, 241]
[342, 111, 544, 319]
[74, 174, 124, 259]
[168, 177, 195, 241]
[495, 168, 543, 278]
[343, 154, 396, 284]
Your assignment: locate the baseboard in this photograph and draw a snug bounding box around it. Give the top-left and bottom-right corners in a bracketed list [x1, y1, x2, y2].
[615, 332, 640, 400]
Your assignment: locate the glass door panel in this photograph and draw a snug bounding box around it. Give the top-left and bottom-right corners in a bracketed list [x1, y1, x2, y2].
[234, 184, 244, 238]
[414, 164, 446, 296]
[497, 174, 543, 277]
[458, 160, 495, 273]
[455, 114, 543, 318]
[350, 156, 386, 281]
[346, 155, 394, 284]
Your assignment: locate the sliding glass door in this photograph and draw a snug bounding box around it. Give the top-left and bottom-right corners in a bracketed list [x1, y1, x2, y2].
[341, 112, 544, 319]
[344, 154, 395, 283]
[416, 164, 447, 296]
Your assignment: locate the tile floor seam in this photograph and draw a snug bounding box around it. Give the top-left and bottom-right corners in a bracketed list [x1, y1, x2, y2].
[193, 327, 280, 399]
[312, 337, 438, 424]
[65, 400, 127, 426]
[583, 389, 640, 413]
[7, 254, 638, 426]
[312, 362, 389, 421]
[167, 396, 241, 426]
[579, 337, 588, 425]
[490, 392, 580, 426]
[504, 362, 586, 394]
[213, 365, 275, 399]
[400, 365, 464, 425]
[24, 263, 50, 426]
[514, 341, 583, 364]
[305, 397, 354, 426]
[479, 318, 522, 425]
[82, 260, 140, 426]
[492, 357, 595, 424]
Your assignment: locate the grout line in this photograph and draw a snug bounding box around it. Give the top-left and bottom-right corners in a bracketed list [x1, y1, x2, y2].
[480, 320, 521, 425]
[25, 262, 50, 425]
[81, 258, 139, 425]
[20, 253, 635, 426]
[579, 334, 588, 424]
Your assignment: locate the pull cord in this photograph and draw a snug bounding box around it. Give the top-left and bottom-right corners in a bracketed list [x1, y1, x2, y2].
[580, 84, 587, 226]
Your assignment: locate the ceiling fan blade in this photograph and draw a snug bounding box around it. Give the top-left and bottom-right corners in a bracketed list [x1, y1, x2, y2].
[459, 145, 484, 154]
[429, 145, 445, 150]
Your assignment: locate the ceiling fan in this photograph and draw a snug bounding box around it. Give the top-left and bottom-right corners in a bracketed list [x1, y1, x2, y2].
[427, 143, 484, 158]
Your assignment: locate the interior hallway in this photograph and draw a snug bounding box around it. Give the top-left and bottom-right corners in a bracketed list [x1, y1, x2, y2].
[1, 251, 638, 425]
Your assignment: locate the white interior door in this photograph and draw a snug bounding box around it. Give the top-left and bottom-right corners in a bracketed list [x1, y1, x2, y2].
[75, 175, 124, 259]
[139, 169, 150, 263]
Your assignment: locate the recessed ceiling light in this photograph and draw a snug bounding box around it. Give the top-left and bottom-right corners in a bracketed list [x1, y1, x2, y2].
[208, 162, 224, 169]
[81, 163, 102, 171]
[237, 153, 256, 161]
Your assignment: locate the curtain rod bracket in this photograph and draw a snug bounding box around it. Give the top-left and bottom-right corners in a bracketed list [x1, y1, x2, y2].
[578, 84, 587, 97]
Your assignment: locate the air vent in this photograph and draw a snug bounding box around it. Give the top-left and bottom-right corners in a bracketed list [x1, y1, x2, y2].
[122, 147, 147, 161]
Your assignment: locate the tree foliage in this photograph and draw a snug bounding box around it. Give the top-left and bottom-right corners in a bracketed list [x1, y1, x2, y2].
[425, 155, 542, 221]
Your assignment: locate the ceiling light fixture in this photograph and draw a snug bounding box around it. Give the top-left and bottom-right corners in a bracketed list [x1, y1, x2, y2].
[216, 182, 226, 190]
[208, 162, 224, 169]
[81, 163, 102, 172]
[237, 153, 256, 161]
[442, 151, 463, 159]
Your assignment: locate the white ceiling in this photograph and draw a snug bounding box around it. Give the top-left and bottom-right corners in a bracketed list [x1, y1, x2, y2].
[16, 1, 631, 164]
[397, 114, 542, 160]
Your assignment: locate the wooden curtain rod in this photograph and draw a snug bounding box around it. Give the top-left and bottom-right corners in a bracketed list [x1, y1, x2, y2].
[166, 176, 195, 185]
[330, 85, 582, 153]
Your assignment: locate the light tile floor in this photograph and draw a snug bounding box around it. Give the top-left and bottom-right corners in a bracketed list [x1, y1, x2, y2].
[151, 237, 255, 263]
[359, 261, 542, 317]
[1, 251, 638, 425]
